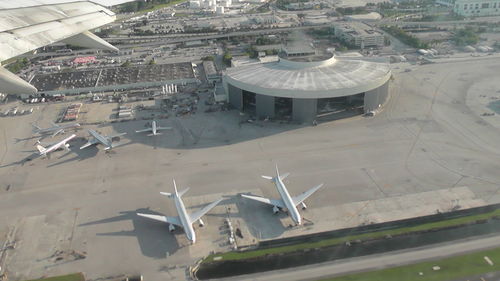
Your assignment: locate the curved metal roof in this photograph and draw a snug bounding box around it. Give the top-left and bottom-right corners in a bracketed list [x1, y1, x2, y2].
[223, 56, 391, 99]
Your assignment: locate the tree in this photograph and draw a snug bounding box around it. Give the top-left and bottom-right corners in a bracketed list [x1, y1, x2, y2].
[121, 60, 131, 67]
[222, 52, 232, 66]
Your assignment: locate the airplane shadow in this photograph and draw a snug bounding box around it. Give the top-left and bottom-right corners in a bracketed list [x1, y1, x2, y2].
[79, 209, 180, 259]
[0, 152, 39, 168]
[14, 135, 38, 144]
[110, 110, 309, 150]
[46, 137, 99, 168]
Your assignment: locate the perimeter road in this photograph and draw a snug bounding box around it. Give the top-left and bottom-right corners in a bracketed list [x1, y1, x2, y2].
[228, 234, 500, 281]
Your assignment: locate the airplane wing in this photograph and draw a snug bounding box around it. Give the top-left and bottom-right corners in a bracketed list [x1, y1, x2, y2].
[189, 198, 223, 223]
[51, 129, 65, 138]
[241, 194, 286, 208]
[292, 184, 324, 206]
[157, 126, 173, 130]
[135, 128, 152, 133]
[109, 132, 127, 139]
[0, 0, 137, 95]
[137, 213, 183, 227]
[79, 138, 98, 150]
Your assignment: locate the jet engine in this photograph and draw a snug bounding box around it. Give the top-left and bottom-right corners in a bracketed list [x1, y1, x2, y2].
[199, 219, 205, 227]
[168, 224, 175, 232]
[272, 205, 279, 214]
[301, 202, 307, 210]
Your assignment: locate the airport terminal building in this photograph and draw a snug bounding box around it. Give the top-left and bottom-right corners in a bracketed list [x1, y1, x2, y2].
[223, 54, 391, 123]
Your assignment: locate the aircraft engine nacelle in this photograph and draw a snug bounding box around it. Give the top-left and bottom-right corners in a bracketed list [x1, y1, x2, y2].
[168, 224, 175, 232]
[301, 202, 307, 210]
[65, 143, 70, 148]
[272, 205, 279, 214]
[198, 219, 205, 227]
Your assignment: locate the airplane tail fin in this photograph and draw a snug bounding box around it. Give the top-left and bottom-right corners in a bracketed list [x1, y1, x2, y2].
[178, 187, 190, 197]
[262, 164, 289, 181]
[104, 142, 126, 150]
[147, 132, 162, 136]
[36, 144, 46, 154]
[173, 179, 178, 196]
[160, 192, 173, 198]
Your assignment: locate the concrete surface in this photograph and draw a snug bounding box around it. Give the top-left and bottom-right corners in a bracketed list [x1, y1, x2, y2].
[0, 57, 500, 280]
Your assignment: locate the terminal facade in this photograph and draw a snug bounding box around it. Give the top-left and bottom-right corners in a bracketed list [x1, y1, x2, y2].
[223, 54, 391, 123]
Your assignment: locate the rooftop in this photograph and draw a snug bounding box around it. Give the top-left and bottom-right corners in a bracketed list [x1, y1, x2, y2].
[224, 55, 391, 98]
[335, 21, 383, 37]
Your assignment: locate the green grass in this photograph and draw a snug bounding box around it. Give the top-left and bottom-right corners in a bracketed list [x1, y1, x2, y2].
[25, 273, 85, 281]
[137, 0, 185, 14]
[322, 247, 500, 281]
[174, 13, 189, 17]
[203, 208, 500, 263]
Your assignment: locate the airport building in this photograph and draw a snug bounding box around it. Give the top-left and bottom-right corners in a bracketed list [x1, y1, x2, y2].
[453, 0, 500, 16]
[334, 22, 385, 48]
[223, 53, 391, 123]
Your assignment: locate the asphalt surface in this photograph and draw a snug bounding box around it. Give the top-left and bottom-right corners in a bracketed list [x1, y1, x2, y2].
[1, 56, 500, 280]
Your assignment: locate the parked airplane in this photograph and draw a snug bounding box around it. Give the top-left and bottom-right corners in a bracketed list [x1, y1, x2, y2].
[36, 134, 76, 158]
[241, 165, 324, 225]
[80, 129, 126, 150]
[137, 180, 222, 244]
[135, 120, 172, 136]
[32, 122, 80, 137]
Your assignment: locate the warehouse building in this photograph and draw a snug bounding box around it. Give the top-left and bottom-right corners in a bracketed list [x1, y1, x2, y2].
[223, 53, 391, 123]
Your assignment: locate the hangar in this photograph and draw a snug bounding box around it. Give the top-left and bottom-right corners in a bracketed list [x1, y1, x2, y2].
[222, 53, 391, 123]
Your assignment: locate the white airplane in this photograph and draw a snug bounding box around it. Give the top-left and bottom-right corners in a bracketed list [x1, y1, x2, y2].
[36, 133, 76, 158]
[135, 120, 172, 136]
[0, 0, 138, 95]
[241, 165, 324, 225]
[32, 122, 80, 137]
[137, 180, 223, 244]
[80, 129, 126, 150]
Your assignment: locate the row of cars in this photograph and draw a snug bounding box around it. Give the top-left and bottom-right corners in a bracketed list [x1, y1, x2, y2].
[3, 107, 34, 117]
[24, 94, 65, 104]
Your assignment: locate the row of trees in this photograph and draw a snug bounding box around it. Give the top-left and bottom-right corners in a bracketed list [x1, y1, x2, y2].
[382, 26, 429, 49]
[6, 58, 30, 74]
[452, 26, 483, 46]
[117, 0, 174, 13]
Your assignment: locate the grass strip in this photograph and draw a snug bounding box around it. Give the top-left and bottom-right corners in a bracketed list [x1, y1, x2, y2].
[136, 0, 185, 14]
[322, 247, 500, 281]
[24, 273, 85, 281]
[203, 208, 500, 263]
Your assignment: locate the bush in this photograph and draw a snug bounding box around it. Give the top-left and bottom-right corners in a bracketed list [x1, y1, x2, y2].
[452, 26, 481, 46]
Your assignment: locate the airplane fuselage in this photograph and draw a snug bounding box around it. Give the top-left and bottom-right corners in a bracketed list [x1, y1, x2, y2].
[89, 129, 111, 147]
[39, 134, 75, 155]
[152, 121, 157, 135]
[274, 177, 302, 225]
[174, 194, 196, 244]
